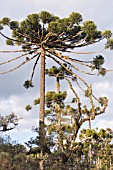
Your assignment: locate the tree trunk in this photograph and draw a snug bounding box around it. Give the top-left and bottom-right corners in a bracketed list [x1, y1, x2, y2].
[89, 143, 92, 169]
[39, 47, 45, 125]
[56, 77, 60, 93]
[88, 118, 91, 129]
[39, 47, 45, 170]
[56, 77, 63, 151]
[88, 118, 93, 169]
[110, 157, 112, 170]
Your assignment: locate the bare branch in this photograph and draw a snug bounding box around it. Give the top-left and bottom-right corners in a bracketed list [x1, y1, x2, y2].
[0, 49, 27, 53]
[47, 48, 91, 67]
[47, 50, 96, 75]
[31, 53, 40, 81]
[15, 30, 41, 45]
[63, 49, 105, 55]
[0, 31, 24, 43]
[0, 52, 30, 65]
[64, 77, 82, 121]
[47, 54, 89, 89]
[0, 53, 39, 74]
[88, 85, 95, 119]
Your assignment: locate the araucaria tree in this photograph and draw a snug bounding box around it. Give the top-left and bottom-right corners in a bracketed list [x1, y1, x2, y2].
[0, 11, 113, 159]
[0, 113, 20, 132]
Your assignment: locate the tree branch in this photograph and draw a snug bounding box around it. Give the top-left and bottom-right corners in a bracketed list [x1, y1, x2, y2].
[0, 53, 39, 74]
[31, 53, 40, 81]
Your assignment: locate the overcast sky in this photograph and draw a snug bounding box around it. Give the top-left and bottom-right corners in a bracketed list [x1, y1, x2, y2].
[0, 0, 113, 143]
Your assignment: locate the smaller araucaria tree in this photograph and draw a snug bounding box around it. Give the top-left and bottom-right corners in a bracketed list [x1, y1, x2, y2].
[28, 66, 108, 162]
[45, 66, 108, 143]
[0, 113, 20, 131]
[79, 128, 113, 169]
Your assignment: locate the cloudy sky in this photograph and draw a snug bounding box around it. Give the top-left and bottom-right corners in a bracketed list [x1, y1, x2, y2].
[0, 0, 113, 143]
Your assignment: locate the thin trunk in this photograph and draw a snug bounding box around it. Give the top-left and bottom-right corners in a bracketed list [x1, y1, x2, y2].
[110, 157, 112, 170]
[56, 76, 60, 93]
[39, 152, 44, 170]
[96, 156, 100, 170]
[71, 122, 80, 145]
[39, 47, 45, 170]
[88, 118, 92, 169]
[88, 118, 91, 129]
[56, 77, 63, 151]
[39, 47, 45, 124]
[56, 104, 63, 152]
[89, 144, 92, 169]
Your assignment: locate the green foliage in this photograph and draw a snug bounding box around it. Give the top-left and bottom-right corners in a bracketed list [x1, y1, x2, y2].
[64, 105, 77, 116]
[0, 10, 112, 62]
[91, 55, 107, 76]
[0, 10, 112, 52]
[80, 128, 113, 143]
[46, 65, 73, 84]
[45, 91, 56, 107]
[82, 20, 97, 37]
[99, 97, 108, 106]
[0, 113, 19, 131]
[39, 11, 55, 24]
[91, 55, 105, 70]
[84, 87, 91, 97]
[106, 38, 113, 50]
[102, 30, 112, 39]
[54, 92, 67, 103]
[6, 39, 14, 46]
[34, 98, 40, 105]
[48, 12, 82, 35]
[0, 135, 41, 170]
[69, 12, 83, 25]
[71, 97, 77, 103]
[0, 25, 3, 30]
[9, 21, 19, 30]
[27, 13, 40, 23]
[45, 109, 51, 116]
[0, 17, 11, 25]
[13, 14, 41, 43]
[48, 18, 69, 34]
[98, 67, 106, 76]
[95, 106, 100, 112]
[23, 80, 34, 89]
[62, 124, 72, 133]
[98, 129, 106, 138]
[25, 105, 32, 111]
[46, 66, 60, 76]
[79, 128, 113, 170]
[45, 91, 67, 107]
[0, 127, 113, 169]
[86, 129, 97, 138]
[48, 124, 56, 134]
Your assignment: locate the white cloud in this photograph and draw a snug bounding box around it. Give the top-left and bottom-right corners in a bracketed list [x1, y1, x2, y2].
[93, 80, 113, 98]
[93, 119, 113, 130]
[0, 94, 39, 143]
[94, 81, 110, 90]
